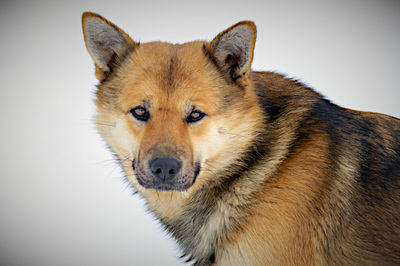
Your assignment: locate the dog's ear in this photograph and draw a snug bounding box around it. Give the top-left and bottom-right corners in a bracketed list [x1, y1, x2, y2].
[208, 21, 256, 82]
[82, 12, 136, 81]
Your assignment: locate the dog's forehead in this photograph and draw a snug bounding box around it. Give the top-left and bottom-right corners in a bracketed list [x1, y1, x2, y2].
[133, 41, 210, 86]
[120, 41, 222, 109]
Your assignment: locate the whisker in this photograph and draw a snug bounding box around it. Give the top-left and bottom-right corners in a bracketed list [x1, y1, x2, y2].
[81, 118, 116, 125]
[218, 130, 252, 138]
[203, 160, 233, 168]
[93, 122, 116, 127]
[118, 154, 131, 164]
[104, 163, 124, 179]
[92, 158, 119, 166]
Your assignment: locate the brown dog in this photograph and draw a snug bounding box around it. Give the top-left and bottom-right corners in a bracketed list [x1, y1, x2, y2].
[82, 12, 400, 265]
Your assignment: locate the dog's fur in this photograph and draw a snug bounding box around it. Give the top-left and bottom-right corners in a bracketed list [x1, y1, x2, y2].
[82, 12, 400, 265]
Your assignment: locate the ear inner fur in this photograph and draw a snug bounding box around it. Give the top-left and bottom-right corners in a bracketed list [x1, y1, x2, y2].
[82, 12, 136, 81]
[208, 21, 257, 81]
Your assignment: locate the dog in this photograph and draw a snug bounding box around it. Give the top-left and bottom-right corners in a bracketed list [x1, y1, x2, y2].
[82, 12, 400, 265]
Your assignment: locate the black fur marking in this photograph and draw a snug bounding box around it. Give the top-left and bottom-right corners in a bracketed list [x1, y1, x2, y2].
[193, 163, 201, 183]
[209, 252, 215, 264]
[225, 54, 240, 78]
[251, 74, 289, 123]
[202, 44, 219, 67]
[185, 256, 194, 263]
[231, 74, 241, 82]
[267, 103, 282, 123]
[168, 56, 175, 85]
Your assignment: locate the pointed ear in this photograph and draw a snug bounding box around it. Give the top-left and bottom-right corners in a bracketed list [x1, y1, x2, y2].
[208, 21, 256, 81]
[82, 12, 136, 81]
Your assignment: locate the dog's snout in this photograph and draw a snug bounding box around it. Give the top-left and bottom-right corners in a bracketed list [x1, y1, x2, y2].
[150, 157, 181, 181]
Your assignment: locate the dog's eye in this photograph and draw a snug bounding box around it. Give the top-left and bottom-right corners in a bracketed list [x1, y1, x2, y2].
[186, 110, 206, 123]
[130, 106, 149, 122]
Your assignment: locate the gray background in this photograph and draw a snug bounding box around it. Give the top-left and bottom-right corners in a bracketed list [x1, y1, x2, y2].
[0, 0, 399, 265]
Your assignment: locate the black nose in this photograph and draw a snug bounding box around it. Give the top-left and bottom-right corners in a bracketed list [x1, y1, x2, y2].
[150, 157, 182, 181]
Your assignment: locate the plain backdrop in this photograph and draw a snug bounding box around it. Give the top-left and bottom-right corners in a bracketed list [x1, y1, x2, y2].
[0, 1, 399, 265]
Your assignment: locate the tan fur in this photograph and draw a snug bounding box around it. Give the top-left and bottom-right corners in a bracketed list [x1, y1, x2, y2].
[83, 13, 400, 265]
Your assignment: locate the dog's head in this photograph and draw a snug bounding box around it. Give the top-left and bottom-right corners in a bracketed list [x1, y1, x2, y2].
[82, 12, 264, 195]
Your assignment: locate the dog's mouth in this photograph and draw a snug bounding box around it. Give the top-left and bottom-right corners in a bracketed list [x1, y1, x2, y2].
[134, 162, 201, 191]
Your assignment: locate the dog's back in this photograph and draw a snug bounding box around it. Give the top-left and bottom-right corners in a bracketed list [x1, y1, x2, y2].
[245, 71, 400, 265]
